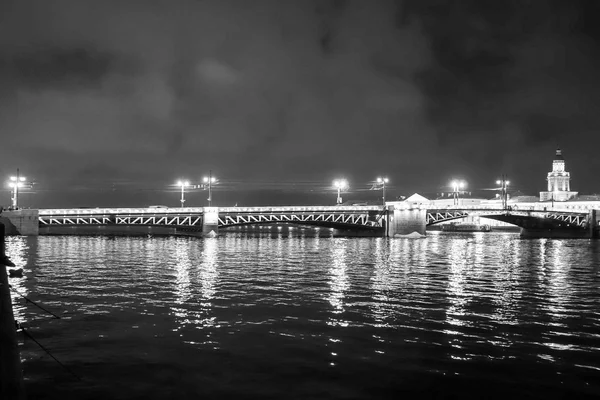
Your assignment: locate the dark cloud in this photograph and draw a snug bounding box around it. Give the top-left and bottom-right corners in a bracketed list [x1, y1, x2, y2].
[400, 0, 600, 191]
[1, 0, 599, 208]
[7, 47, 118, 90]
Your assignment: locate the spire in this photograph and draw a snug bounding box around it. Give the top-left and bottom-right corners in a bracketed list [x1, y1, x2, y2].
[554, 148, 564, 161]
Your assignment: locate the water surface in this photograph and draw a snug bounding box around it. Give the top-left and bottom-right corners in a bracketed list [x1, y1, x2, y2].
[6, 231, 600, 399]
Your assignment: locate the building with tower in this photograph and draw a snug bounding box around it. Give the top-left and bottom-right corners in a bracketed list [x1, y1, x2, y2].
[539, 148, 578, 202]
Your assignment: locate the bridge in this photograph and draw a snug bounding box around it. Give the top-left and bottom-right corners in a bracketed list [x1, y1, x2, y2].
[1, 201, 599, 238]
[35, 205, 387, 236]
[426, 208, 589, 228]
[425, 206, 595, 238]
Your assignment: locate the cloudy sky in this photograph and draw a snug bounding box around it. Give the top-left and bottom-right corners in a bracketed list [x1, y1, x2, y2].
[1, 0, 599, 207]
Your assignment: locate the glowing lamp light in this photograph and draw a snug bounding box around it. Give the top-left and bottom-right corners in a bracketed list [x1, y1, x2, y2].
[450, 179, 466, 206]
[496, 177, 510, 210]
[333, 179, 348, 190]
[177, 180, 191, 208]
[203, 172, 218, 206]
[376, 177, 389, 204]
[451, 180, 466, 190]
[7, 173, 28, 208]
[333, 179, 348, 205]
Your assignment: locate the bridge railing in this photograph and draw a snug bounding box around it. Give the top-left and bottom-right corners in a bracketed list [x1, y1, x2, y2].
[434, 203, 595, 212]
[39, 207, 205, 215]
[218, 206, 383, 213]
[39, 205, 385, 216]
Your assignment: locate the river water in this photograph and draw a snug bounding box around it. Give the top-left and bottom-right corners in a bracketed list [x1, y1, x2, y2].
[5, 230, 600, 399]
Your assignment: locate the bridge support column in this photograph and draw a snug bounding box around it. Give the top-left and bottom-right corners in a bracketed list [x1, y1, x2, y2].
[590, 209, 599, 238]
[386, 203, 426, 237]
[0, 209, 39, 236]
[202, 207, 219, 237]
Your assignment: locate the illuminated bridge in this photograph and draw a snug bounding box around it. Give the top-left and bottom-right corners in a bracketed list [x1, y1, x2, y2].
[36, 205, 387, 235]
[424, 205, 597, 238]
[1, 202, 597, 238]
[426, 208, 589, 228]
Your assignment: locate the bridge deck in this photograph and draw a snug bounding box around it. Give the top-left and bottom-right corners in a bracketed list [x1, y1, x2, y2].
[39, 205, 384, 215]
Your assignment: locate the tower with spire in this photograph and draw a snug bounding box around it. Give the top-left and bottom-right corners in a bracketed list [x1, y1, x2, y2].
[539, 148, 578, 201]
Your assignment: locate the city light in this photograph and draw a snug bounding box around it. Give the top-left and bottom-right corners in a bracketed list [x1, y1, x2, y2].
[450, 180, 466, 206]
[7, 170, 28, 209]
[333, 179, 349, 205]
[203, 171, 217, 207]
[177, 180, 191, 208]
[376, 177, 389, 205]
[496, 176, 510, 210]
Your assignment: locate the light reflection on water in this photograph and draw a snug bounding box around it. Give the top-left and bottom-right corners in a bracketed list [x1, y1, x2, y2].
[4, 232, 600, 399]
[327, 239, 349, 321]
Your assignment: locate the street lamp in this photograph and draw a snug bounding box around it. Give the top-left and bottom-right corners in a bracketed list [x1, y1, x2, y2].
[203, 170, 217, 207]
[376, 177, 389, 205]
[450, 180, 466, 206]
[177, 180, 190, 208]
[495, 176, 510, 210]
[333, 179, 348, 205]
[7, 169, 27, 209]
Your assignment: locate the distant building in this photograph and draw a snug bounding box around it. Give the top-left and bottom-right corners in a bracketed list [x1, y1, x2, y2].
[577, 194, 600, 201]
[539, 149, 578, 202]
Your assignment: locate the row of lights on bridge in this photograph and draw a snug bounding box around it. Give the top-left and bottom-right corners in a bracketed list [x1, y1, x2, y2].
[5, 169, 511, 209]
[332, 177, 390, 205]
[177, 171, 218, 208]
[3, 171, 390, 209]
[449, 178, 510, 208]
[176, 176, 391, 207]
[331, 177, 391, 205]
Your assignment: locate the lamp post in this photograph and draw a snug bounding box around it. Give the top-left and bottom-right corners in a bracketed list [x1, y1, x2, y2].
[376, 177, 389, 205]
[333, 179, 348, 205]
[450, 180, 466, 206]
[7, 169, 27, 209]
[203, 170, 217, 207]
[177, 180, 190, 208]
[495, 176, 510, 210]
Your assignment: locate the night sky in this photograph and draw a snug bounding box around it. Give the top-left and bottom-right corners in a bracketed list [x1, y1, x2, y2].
[1, 0, 600, 208]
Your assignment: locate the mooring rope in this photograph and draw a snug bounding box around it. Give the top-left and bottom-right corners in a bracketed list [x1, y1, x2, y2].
[8, 284, 61, 319]
[16, 321, 83, 381]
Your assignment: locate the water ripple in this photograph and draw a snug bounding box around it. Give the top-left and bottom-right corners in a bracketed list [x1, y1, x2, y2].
[5, 233, 600, 399]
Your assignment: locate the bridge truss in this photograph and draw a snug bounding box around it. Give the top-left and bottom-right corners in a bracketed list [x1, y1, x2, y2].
[426, 210, 470, 225]
[38, 206, 386, 230]
[218, 211, 381, 228]
[38, 208, 204, 227]
[426, 208, 589, 228]
[217, 206, 385, 229]
[542, 212, 588, 227]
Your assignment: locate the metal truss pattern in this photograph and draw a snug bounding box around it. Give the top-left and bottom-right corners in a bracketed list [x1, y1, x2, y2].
[39, 210, 203, 227]
[38, 206, 589, 230]
[426, 210, 470, 225]
[38, 206, 385, 229]
[426, 207, 589, 228]
[218, 211, 383, 228]
[544, 212, 587, 227]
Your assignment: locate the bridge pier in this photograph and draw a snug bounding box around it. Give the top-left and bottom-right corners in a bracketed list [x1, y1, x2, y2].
[385, 202, 427, 237]
[0, 209, 39, 236]
[202, 207, 219, 237]
[590, 209, 600, 238]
